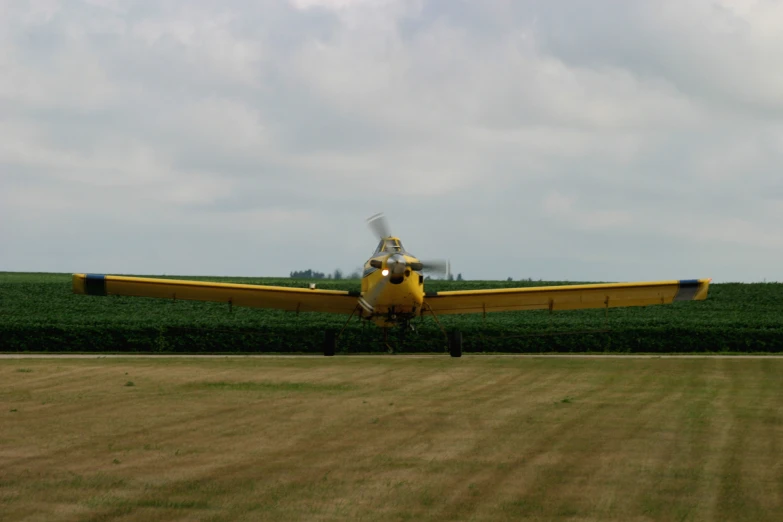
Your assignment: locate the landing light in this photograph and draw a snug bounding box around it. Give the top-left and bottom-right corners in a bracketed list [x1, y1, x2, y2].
[382, 269, 389, 276]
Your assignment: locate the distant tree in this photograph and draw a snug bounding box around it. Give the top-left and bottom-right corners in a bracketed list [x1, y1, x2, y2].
[507, 277, 513, 282]
[456, 273, 463, 281]
[348, 270, 362, 279]
[289, 269, 326, 279]
[447, 273, 454, 281]
[333, 269, 343, 280]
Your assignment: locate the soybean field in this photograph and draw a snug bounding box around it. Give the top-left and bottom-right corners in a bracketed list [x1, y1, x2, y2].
[2, 272, 783, 353]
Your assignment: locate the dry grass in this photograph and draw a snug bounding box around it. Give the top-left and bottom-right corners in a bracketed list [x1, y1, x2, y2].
[1, 356, 782, 521]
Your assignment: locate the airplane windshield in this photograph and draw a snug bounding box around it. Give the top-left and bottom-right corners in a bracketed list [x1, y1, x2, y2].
[378, 239, 404, 253]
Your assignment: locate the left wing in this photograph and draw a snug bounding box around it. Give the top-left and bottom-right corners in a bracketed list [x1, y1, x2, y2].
[423, 279, 711, 315]
[72, 274, 360, 314]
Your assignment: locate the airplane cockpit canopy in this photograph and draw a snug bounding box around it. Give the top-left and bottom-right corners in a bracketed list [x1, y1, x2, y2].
[374, 238, 405, 255]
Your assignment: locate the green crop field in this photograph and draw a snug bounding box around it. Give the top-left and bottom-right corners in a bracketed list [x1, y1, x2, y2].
[2, 272, 783, 353]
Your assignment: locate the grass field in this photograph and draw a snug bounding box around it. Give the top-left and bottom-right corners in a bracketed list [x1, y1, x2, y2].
[4, 272, 783, 352]
[2, 356, 782, 521]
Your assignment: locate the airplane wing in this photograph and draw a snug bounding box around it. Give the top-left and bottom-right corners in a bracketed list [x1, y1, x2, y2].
[72, 274, 360, 314]
[423, 279, 711, 315]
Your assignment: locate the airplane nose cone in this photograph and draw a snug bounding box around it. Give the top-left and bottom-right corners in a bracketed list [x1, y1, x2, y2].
[388, 254, 407, 276]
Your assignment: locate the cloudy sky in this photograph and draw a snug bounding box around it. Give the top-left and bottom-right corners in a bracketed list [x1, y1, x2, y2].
[2, 0, 782, 282]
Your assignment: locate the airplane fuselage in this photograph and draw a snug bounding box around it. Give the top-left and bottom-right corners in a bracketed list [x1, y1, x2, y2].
[359, 237, 426, 326]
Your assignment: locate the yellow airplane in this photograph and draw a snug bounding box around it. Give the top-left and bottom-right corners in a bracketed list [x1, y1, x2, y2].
[72, 213, 711, 357]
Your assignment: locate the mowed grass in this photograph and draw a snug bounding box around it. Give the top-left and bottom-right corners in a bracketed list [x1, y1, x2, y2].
[1, 357, 782, 521]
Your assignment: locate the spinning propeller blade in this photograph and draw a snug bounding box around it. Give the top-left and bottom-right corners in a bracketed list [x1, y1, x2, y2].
[366, 212, 451, 278]
[362, 271, 389, 311]
[409, 259, 449, 275]
[419, 260, 449, 275]
[366, 212, 392, 239]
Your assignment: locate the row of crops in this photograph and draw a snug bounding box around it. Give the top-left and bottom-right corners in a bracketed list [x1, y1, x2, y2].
[2, 272, 783, 353]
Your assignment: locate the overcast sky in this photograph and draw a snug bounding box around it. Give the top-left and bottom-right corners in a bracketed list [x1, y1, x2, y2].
[2, 0, 782, 282]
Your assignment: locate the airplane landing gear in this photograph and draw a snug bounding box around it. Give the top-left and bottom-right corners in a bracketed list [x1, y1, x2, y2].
[323, 329, 336, 356]
[384, 328, 394, 354]
[448, 330, 462, 358]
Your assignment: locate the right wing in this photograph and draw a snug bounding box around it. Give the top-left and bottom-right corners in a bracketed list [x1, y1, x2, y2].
[72, 274, 360, 314]
[423, 279, 711, 315]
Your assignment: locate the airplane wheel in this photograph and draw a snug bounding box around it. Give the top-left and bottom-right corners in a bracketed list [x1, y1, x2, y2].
[324, 329, 336, 357]
[448, 330, 462, 358]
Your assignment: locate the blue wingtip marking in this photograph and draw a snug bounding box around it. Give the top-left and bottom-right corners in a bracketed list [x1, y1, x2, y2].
[85, 274, 107, 296]
[675, 279, 701, 301]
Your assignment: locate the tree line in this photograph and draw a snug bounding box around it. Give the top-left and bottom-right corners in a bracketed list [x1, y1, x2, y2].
[289, 269, 464, 280]
[289, 269, 360, 280]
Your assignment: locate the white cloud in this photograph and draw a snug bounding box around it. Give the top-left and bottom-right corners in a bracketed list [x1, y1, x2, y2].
[1, 0, 782, 281]
[541, 192, 574, 215]
[290, 0, 383, 10]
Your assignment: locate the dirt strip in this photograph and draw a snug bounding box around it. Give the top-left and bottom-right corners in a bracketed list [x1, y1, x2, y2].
[2, 353, 783, 359]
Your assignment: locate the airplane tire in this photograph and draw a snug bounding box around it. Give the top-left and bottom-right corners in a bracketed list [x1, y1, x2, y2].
[448, 330, 462, 358]
[324, 329, 337, 357]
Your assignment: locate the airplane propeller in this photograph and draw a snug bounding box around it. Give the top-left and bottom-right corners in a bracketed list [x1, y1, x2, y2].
[363, 255, 449, 313]
[411, 259, 449, 276]
[366, 212, 392, 240]
[362, 274, 389, 311]
[365, 213, 450, 281]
